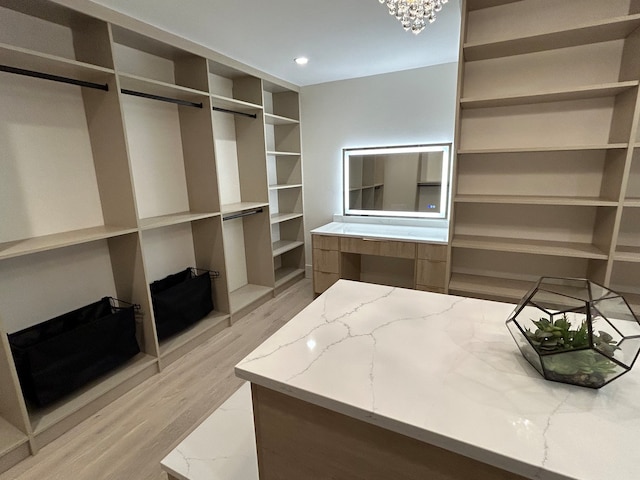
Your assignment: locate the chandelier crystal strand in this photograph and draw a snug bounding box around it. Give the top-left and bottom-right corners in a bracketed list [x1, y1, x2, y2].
[379, 0, 448, 34]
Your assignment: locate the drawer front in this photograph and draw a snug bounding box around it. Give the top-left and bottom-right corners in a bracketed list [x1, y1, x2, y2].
[340, 237, 415, 259]
[312, 234, 340, 251]
[416, 259, 446, 288]
[313, 249, 340, 273]
[417, 243, 447, 261]
[313, 271, 340, 294]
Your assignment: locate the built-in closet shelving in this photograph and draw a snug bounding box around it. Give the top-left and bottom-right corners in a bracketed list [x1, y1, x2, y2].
[0, 0, 305, 472]
[264, 82, 306, 292]
[449, 0, 640, 315]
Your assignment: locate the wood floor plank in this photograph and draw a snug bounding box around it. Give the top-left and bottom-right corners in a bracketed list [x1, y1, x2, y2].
[0, 279, 314, 480]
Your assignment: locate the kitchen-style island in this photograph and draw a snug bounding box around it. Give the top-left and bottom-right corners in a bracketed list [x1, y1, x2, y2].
[235, 280, 640, 480]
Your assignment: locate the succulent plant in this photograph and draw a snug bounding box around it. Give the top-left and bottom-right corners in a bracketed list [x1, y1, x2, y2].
[525, 313, 620, 385]
[525, 314, 619, 354]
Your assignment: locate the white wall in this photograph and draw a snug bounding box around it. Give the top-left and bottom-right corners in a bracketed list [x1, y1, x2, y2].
[300, 62, 459, 270]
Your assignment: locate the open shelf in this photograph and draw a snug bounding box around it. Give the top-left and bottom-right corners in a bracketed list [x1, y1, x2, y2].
[460, 81, 638, 109]
[28, 353, 157, 437]
[270, 213, 303, 224]
[264, 113, 299, 125]
[0, 226, 138, 261]
[266, 150, 300, 157]
[449, 273, 533, 302]
[614, 246, 640, 263]
[454, 195, 618, 207]
[0, 417, 28, 458]
[138, 211, 219, 231]
[229, 284, 272, 314]
[268, 183, 302, 190]
[458, 144, 628, 154]
[0, 42, 113, 84]
[158, 311, 230, 360]
[220, 202, 268, 215]
[210, 94, 262, 113]
[272, 240, 304, 257]
[274, 266, 305, 289]
[118, 73, 208, 103]
[452, 234, 609, 260]
[464, 14, 640, 61]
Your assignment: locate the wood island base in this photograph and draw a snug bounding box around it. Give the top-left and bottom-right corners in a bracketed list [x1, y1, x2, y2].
[251, 384, 527, 480]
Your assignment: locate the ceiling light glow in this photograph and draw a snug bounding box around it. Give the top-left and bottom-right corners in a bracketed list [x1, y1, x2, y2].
[294, 57, 309, 65]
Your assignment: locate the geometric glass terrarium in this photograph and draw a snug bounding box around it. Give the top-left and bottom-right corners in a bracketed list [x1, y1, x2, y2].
[506, 277, 640, 389]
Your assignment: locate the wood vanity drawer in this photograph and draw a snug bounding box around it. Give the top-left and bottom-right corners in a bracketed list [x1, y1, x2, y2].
[313, 249, 340, 273]
[313, 271, 340, 294]
[340, 237, 416, 259]
[416, 259, 446, 288]
[312, 234, 340, 251]
[417, 243, 447, 261]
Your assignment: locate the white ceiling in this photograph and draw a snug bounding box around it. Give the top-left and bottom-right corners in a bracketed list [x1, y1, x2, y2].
[88, 0, 462, 87]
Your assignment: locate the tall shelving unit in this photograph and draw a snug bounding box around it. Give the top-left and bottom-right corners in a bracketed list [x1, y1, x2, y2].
[209, 60, 274, 318]
[449, 0, 640, 314]
[0, 0, 305, 472]
[263, 82, 306, 292]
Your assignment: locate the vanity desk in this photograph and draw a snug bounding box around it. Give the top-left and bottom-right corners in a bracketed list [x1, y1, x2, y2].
[311, 221, 449, 295]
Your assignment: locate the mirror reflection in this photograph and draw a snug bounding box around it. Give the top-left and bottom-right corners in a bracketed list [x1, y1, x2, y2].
[343, 144, 451, 219]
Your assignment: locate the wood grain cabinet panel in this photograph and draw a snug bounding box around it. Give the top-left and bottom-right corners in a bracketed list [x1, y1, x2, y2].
[313, 271, 340, 294]
[312, 235, 340, 251]
[417, 243, 447, 261]
[340, 238, 416, 259]
[416, 259, 447, 289]
[313, 249, 340, 273]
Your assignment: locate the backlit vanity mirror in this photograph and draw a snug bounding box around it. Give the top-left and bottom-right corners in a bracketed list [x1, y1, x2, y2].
[343, 143, 451, 219]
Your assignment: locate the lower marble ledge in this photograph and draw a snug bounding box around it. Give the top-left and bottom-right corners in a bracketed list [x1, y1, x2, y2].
[160, 383, 257, 480]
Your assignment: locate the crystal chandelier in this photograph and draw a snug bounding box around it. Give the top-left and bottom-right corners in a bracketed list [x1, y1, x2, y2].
[379, 0, 449, 34]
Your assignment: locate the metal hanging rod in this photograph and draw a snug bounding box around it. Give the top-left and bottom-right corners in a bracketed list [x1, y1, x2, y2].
[0, 64, 109, 91]
[120, 88, 203, 108]
[222, 207, 263, 221]
[212, 106, 257, 119]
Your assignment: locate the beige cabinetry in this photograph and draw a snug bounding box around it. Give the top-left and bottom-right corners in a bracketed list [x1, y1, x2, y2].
[312, 234, 446, 295]
[0, 0, 304, 472]
[416, 244, 448, 293]
[450, 0, 640, 311]
[312, 235, 341, 294]
[264, 84, 306, 293]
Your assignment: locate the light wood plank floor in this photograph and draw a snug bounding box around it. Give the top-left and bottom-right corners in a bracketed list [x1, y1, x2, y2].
[1, 279, 314, 480]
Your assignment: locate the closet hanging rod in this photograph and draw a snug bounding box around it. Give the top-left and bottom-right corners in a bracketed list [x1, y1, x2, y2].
[212, 106, 257, 119]
[0, 64, 109, 91]
[120, 88, 203, 108]
[222, 207, 263, 221]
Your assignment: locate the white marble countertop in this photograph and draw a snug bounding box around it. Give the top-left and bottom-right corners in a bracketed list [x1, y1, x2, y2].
[236, 280, 640, 480]
[311, 221, 448, 244]
[160, 383, 258, 480]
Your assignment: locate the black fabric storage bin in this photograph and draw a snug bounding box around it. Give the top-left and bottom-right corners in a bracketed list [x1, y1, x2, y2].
[8, 297, 140, 407]
[150, 268, 214, 341]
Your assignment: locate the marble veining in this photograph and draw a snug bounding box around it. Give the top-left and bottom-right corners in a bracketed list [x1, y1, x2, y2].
[160, 383, 258, 480]
[236, 280, 640, 480]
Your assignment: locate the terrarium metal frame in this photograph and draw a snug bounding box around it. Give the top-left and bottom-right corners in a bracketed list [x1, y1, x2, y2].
[506, 277, 640, 389]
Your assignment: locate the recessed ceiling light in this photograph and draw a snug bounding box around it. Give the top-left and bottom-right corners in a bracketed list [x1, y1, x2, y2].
[294, 57, 309, 66]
